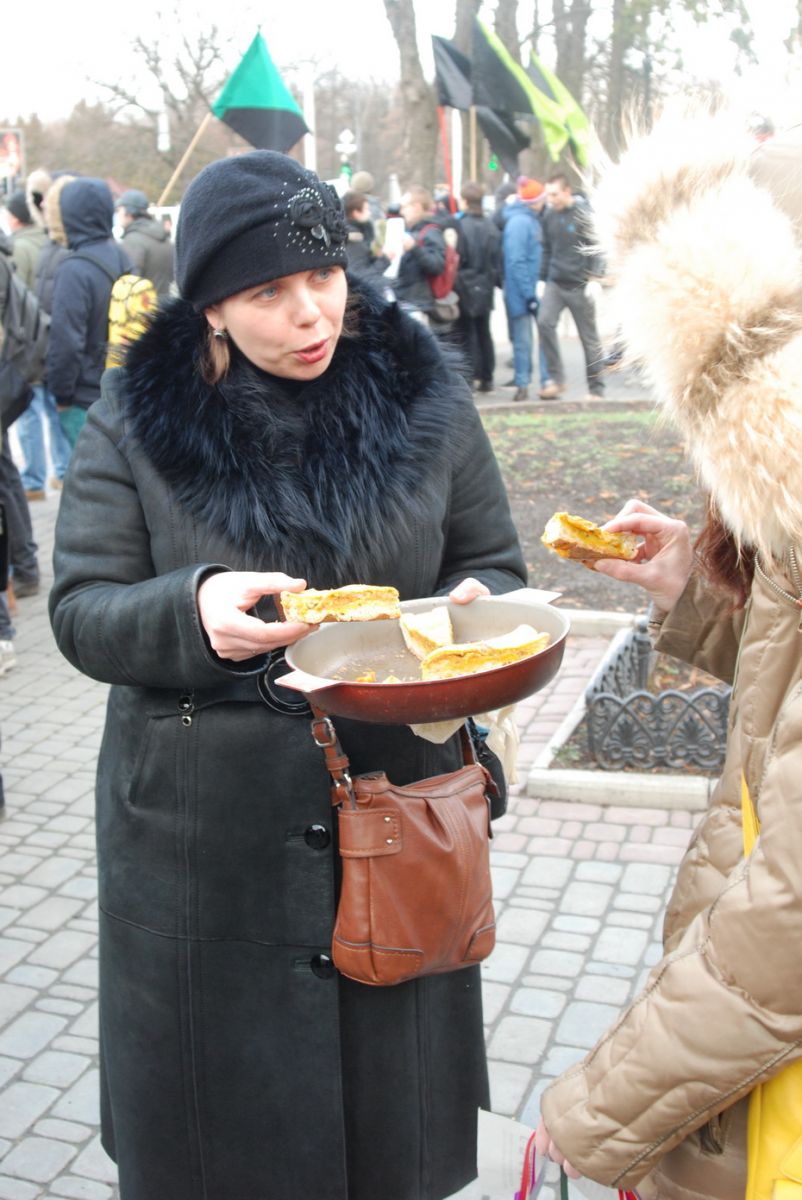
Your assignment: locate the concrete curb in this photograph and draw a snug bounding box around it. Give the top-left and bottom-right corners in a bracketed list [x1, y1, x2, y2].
[526, 766, 713, 810]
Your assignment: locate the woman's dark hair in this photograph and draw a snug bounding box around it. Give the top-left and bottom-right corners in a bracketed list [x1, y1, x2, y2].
[694, 497, 755, 610]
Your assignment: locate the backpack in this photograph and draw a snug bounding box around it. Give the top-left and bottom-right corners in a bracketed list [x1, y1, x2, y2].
[73, 252, 157, 368]
[419, 223, 460, 298]
[0, 257, 50, 426]
[418, 224, 461, 323]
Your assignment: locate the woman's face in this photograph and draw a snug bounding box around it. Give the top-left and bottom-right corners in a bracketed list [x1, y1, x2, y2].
[206, 266, 347, 381]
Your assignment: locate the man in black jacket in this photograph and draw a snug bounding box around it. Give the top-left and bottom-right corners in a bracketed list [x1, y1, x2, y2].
[455, 181, 501, 392]
[537, 173, 605, 400]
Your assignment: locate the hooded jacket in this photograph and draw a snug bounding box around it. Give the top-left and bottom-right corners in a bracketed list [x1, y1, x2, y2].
[49, 276, 526, 1200]
[502, 199, 542, 318]
[46, 178, 130, 408]
[540, 117, 802, 1200]
[120, 213, 175, 298]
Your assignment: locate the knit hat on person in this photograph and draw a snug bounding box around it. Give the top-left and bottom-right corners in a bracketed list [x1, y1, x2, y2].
[6, 190, 32, 224]
[175, 150, 349, 310]
[350, 170, 375, 194]
[116, 188, 150, 216]
[518, 178, 544, 203]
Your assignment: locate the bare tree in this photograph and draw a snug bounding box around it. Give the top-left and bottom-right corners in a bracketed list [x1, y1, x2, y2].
[383, 0, 438, 186]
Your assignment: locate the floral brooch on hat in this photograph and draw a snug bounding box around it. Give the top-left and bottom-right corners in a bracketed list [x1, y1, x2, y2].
[288, 183, 347, 248]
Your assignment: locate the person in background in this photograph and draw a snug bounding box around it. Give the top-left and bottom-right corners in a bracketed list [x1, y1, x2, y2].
[394, 185, 448, 329]
[535, 116, 802, 1200]
[10, 172, 72, 499]
[455, 180, 501, 393]
[46, 178, 132, 447]
[537, 172, 605, 400]
[49, 149, 526, 1200]
[501, 178, 544, 403]
[115, 188, 175, 299]
[343, 190, 389, 280]
[350, 169, 384, 227]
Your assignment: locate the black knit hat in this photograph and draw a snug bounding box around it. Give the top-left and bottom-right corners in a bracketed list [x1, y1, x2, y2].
[6, 190, 32, 225]
[175, 151, 348, 309]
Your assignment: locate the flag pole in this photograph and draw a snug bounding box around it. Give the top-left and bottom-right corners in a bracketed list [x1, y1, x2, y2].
[469, 106, 477, 179]
[157, 112, 214, 207]
[436, 106, 456, 212]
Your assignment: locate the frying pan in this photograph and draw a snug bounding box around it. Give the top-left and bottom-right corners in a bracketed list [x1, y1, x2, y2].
[275, 589, 570, 724]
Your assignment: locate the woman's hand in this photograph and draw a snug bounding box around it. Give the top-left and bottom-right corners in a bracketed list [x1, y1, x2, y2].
[534, 1116, 581, 1179]
[595, 499, 694, 615]
[197, 572, 312, 662]
[448, 578, 491, 604]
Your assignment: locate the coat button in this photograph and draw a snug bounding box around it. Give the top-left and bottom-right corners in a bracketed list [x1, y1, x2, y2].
[304, 823, 331, 850]
[310, 954, 336, 979]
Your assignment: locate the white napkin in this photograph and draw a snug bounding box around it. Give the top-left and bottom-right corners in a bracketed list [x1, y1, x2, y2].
[409, 704, 520, 784]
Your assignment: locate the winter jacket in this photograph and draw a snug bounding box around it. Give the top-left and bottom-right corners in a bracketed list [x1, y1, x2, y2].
[120, 214, 175, 298]
[501, 200, 541, 319]
[394, 217, 446, 314]
[540, 118, 802, 1200]
[539, 197, 600, 288]
[345, 216, 389, 280]
[49, 276, 527, 1200]
[46, 178, 131, 410]
[10, 224, 47, 289]
[456, 211, 501, 318]
[34, 240, 69, 316]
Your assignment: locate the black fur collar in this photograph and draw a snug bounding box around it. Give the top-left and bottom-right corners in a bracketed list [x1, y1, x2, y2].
[122, 277, 471, 584]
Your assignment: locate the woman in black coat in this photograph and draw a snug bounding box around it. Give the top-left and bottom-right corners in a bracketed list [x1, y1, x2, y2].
[49, 151, 527, 1200]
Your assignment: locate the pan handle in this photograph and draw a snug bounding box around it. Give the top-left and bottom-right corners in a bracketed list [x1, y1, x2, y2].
[274, 667, 336, 695]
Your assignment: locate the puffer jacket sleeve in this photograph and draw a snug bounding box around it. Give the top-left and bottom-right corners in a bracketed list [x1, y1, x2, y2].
[436, 396, 527, 595]
[49, 388, 266, 689]
[540, 676, 802, 1189]
[653, 573, 748, 684]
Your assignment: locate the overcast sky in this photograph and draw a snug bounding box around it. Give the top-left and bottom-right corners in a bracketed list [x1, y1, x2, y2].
[3, 0, 800, 129]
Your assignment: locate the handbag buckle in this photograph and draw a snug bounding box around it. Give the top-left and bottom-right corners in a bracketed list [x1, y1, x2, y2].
[311, 716, 337, 747]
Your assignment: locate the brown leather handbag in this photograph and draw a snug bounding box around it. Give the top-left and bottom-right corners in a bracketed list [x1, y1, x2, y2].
[311, 708, 498, 986]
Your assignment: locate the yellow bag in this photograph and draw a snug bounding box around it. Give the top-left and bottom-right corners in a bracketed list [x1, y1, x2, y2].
[742, 775, 802, 1200]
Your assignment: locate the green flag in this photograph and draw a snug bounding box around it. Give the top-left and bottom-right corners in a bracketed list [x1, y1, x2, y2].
[212, 33, 309, 153]
[472, 20, 569, 163]
[528, 52, 592, 167]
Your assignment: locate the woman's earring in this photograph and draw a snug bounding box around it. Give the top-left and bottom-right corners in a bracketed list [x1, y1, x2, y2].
[213, 328, 228, 340]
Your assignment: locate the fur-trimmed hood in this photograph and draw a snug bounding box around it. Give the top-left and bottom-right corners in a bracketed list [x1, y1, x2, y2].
[121, 276, 474, 584]
[594, 114, 802, 560]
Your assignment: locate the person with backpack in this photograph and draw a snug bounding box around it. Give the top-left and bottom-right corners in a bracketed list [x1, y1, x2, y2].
[46, 178, 132, 446]
[115, 189, 175, 300]
[455, 181, 501, 393]
[394, 185, 459, 338]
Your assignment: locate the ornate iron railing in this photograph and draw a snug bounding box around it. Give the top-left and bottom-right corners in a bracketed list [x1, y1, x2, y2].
[584, 618, 731, 771]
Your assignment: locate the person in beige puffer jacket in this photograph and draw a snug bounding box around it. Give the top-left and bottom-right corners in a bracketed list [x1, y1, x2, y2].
[535, 112, 802, 1200]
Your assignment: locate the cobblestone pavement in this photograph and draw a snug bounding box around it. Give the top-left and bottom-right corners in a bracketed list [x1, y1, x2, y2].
[0, 494, 699, 1200]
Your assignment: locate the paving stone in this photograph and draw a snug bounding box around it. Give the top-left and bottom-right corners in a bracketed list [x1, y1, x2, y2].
[575, 975, 632, 1005]
[526, 836, 575, 857]
[574, 862, 622, 884]
[540, 931, 591, 952]
[556, 1000, 621, 1049]
[20, 899, 85, 931]
[585, 960, 635, 978]
[480, 943, 529, 984]
[487, 1060, 533, 1115]
[539, 1044, 586, 1075]
[0, 1138, 77, 1183]
[68, 1136, 118, 1185]
[50, 1178, 114, 1199]
[0, 855, 41, 878]
[6, 966, 58, 989]
[620, 863, 672, 895]
[0, 986, 36, 1028]
[527, 948, 584, 978]
[481, 982, 510, 1025]
[0, 1013, 68, 1060]
[0, 1175, 42, 1199]
[68, 1004, 98, 1040]
[0, 1058, 21, 1088]
[521, 857, 573, 888]
[0, 944, 31, 978]
[495, 907, 549, 945]
[619, 842, 684, 864]
[490, 867, 521, 901]
[36, 1000, 84, 1017]
[509, 988, 566, 1019]
[51, 1038, 98, 1057]
[23, 859, 83, 889]
[608, 911, 655, 930]
[561, 881, 613, 917]
[593, 926, 650, 967]
[27, 932, 96, 971]
[613, 893, 662, 913]
[52, 1070, 100, 1125]
[0, 1081, 60, 1137]
[33, 1118, 92, 1143]
[551, 915, 600, 934]
[523, 974, 573, 993]
[23, 1052, 90, 1089]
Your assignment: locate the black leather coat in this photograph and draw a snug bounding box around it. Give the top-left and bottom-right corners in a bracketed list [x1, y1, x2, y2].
[49, 278, 526, 1200]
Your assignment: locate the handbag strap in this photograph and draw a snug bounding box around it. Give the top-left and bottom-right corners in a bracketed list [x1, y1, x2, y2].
[308, 702, 476, 808]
